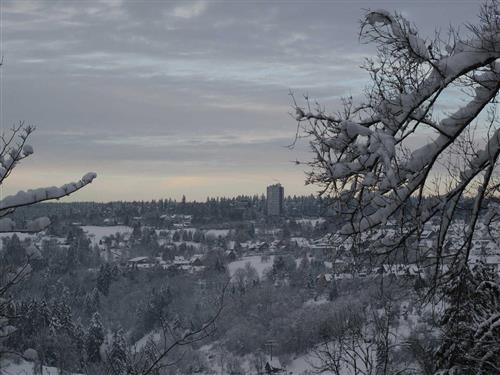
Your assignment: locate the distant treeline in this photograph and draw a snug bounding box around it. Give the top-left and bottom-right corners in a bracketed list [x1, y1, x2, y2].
[11, 194, 328, 226]
[11, 194, 491, 229]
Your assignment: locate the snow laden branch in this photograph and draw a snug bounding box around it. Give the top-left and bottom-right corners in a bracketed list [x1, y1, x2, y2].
[0, 172, 96, 214]
[340, 68, 500, 235]
[0, 124, 97, 232]
[0, 172, 96, 233]
[0, 123, 35, 185]
[293, 1, 500, 285]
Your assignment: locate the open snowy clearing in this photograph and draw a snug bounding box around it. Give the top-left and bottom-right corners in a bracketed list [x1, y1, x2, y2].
[0, 360, 83, 375]
[80, 225, 133, 246]
[228, 255, 274, 279]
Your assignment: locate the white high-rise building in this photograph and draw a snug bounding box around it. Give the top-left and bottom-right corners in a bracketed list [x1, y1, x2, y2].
[266, 184, 284, 216]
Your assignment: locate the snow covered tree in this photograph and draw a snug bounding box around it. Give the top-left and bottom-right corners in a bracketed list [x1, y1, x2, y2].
[84, 287, 101, 316]
[97, 263, 113, 296]
[435, 263, 499, 374]
[107, 329, 129, 375]
[293, 1, 500, 288]
[49, 299, 74, 336]
[73, 322, 86, 368]
[85, 312, 104, 363]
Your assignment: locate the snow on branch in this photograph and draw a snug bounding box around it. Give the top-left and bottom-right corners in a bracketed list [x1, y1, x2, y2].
[0, 118, 97, 234]
[294, 1, 500, 288]
[0, 172, 97, 214]
[0, 123, 36, 185]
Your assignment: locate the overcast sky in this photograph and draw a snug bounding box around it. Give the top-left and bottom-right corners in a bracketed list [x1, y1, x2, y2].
[0, 0, 482, 201]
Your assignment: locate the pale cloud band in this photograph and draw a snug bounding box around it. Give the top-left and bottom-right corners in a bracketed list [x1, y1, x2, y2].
[0, 0, 481, 201]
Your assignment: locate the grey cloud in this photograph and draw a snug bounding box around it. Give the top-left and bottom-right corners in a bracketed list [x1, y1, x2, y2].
[0, 0, 484, 200]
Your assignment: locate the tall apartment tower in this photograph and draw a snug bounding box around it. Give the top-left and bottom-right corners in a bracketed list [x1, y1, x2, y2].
[266, 184, 284, 216]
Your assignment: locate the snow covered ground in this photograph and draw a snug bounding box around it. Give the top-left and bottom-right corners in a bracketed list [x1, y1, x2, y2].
[204, 229, 231, 238]
[80, 225, 132, 246]
[155, 228, 231, 239]
[197, 344, 335, 375]
[295, 218, 326, 226]
[0, 359, 83, 375]
[133, 329, 162, 352]
[228, 255, 274, 279]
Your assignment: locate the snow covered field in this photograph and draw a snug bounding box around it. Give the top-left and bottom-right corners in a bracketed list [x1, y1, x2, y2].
[80, 225, 132, 246]
[0, 360, 83, 375]
[228, 255, 274, 279]
[295, 218, 326, 226]
[204, 229, 231, 238]
[156, 228, 231, 238]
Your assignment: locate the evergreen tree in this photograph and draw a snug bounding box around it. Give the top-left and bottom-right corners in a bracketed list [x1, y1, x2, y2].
[97, 263, 112, 296]
[111, 263, 120, 280]
[435, 264, 500, 374]
[50, 299, 74, 336]
[213, 257, 226, 274]
[328, 279, 339, 301]
[131, 223, 142, 241]
[73, 322, 86, 369]
[141, 286, 173, 332]
[85, 312, 104, 363]
[4, 234, 26, 265]
[38, 300, 51, 328]
[107, 329, 128, 375]
[296, 255, 311, 287]
[193, 229, 204, 243]
[85, 288, 100, 315]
